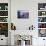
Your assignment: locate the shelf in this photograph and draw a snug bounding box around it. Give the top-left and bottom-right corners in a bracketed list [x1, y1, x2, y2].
[38, 15, 46, 17]
[0, 22, 8, 23]
[0, 16, 8, 17]
[38, 22, 46, 23]
[38, 3, 46, 37]
[38, 10, 46, 11]
[0, 3, 8, 37]
[38, 28, 46, 29]
[39, 37, 46, 39]
[0, 10, 8, 11]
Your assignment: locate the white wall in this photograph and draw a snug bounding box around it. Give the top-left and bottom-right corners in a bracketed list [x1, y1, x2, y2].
[11, 0, 46, 30]
[11, 0, 46, 46]
[11, 0, 38, 30]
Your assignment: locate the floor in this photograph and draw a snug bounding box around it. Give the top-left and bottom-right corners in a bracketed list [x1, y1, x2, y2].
[0, 45, 8, 46]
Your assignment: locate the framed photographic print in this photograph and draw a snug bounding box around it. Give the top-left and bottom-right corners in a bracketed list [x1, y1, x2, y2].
[17, 10, 29, 19]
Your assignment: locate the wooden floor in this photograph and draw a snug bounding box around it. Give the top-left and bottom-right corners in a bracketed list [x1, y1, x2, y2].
[0, 45, 8, 46]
